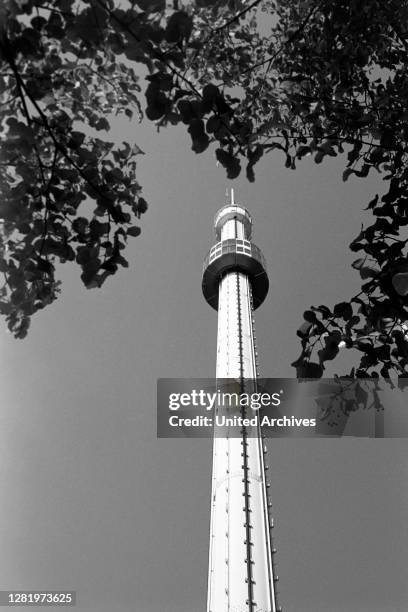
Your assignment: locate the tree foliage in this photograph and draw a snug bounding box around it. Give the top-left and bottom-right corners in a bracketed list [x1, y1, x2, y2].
[1, 0, 408, 383]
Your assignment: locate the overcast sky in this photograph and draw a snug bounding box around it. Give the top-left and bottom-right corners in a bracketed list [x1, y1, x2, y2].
[1, 99, 408, 611]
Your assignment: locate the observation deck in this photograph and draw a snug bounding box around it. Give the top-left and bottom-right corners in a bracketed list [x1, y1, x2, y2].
[202, 237, 269, 310]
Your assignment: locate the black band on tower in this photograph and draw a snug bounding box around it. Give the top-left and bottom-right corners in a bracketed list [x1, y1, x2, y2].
[202, 238, 269, 310]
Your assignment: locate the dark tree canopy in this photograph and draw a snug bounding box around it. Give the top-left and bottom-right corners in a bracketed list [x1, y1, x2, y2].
[1, 0, 408, 382]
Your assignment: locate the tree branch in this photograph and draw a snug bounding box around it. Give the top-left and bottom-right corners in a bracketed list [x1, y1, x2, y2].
[14, 71, 112, 203]
[215, 0, 263, 32]
[242, 2, 321, 74]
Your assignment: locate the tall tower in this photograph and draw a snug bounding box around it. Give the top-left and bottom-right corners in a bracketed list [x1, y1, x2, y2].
[202, 192, 280, 612]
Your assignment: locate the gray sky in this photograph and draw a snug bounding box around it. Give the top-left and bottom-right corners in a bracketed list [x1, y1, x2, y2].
[1, 109, 408, 612]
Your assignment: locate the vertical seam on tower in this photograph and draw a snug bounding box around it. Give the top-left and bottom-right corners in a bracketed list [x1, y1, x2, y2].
[226, 273, 231, 611]
[236, 271, 255, 612]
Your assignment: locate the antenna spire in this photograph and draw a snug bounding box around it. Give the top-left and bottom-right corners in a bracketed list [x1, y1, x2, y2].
[230, 188, 235, 206]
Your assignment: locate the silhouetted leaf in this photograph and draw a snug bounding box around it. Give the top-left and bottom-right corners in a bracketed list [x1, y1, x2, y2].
[127, 226, 141, 237]
[165, 11, 193, 43]
[297, 321, 313, 338]
[188, 118, 209, 153]
[392, 272, 408, 296]
[333, 302, 353, 320]
[215, 148, 241, 179]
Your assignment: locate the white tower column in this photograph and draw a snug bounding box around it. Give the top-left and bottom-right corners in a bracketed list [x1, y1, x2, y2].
[202, 195, 280, 612]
